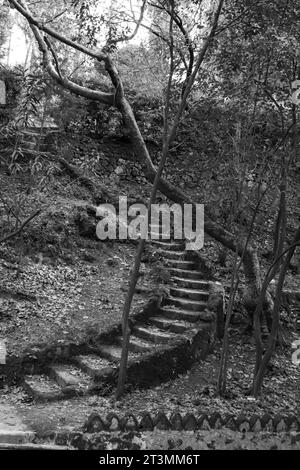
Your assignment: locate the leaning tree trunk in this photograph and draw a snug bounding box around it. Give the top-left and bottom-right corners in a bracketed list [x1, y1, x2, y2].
[10, 0, 270, 324]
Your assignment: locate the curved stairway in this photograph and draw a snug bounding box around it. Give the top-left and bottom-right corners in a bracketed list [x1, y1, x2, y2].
[22, 226, 215, 402]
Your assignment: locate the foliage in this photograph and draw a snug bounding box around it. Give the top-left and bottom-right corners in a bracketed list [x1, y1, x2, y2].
[0, 1, 11, 59]
[0, 66, 23, 125]
[211, 0, 300, 136]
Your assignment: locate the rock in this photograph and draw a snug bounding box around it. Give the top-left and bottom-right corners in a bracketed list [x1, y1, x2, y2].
[62, 253, 76, 265]
[81, 252, 98, 263]
[114, 166, 124, 175]
[84, 413, 106, 433]
[191, 329, 212, 360]
[107, 257, 118, 267]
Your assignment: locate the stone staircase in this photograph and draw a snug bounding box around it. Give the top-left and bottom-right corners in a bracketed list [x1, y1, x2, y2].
[22, 225, 217, 402]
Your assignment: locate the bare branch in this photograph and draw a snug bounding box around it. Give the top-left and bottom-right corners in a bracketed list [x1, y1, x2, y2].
[254, 79, 285, 134]
[121, 0, 147, 42]
[9, 0, 106, 61]
[8, 0, 115, 105]
[166, 0, 225, 149]
[137, 21, 189, 71]
[150, 1, 195, 92]
[0, 209, 41, 245]
[44, 7, 68, 24]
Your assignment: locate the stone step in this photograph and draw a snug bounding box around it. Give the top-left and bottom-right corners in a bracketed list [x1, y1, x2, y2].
[166, 259, 196, 270]
[23, 374, 65, 401]
[160, 306, 213, 323]
[172, 276, 210, 290]
[49, 364, 92, 393]
[116, 335, 152, 353]
[170, 286, 209, 301]
[158, 250, 186, 260]
[168, 268, 204, 280]
[150, 232, 171, 241]
[133, 324, 177, 344]
[72, 354, 116, 379]
[150, 316, 194, 334]
[151, 316, 213, 334]
[150, 240, 184, 251]
[97, 344, 123, 362]
[129, 336, 153, 353]
[167, 296, 207, 311]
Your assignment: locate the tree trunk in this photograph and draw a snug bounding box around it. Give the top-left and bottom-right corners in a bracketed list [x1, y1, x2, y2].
[252, 225, 300, 395]
[11, 0, 266, 324]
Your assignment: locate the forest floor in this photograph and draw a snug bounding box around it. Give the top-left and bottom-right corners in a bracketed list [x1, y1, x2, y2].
[0, 241, 147, 356]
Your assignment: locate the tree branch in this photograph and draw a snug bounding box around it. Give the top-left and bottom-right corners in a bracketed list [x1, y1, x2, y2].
[162, 3, 195, 93]
[114, 0, 147, 44]
[9, 0, 106, 61]
[10, 0, 115, 105]
[11, 0, 243, 261]
[44, 35, 62, 79]
[44, 7, 68, 25]
[0, 209, 41, 245]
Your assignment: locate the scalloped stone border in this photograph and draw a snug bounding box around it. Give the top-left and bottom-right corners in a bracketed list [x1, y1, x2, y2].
[33, 412, 300, 448]
[81, 412, 300, 433]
